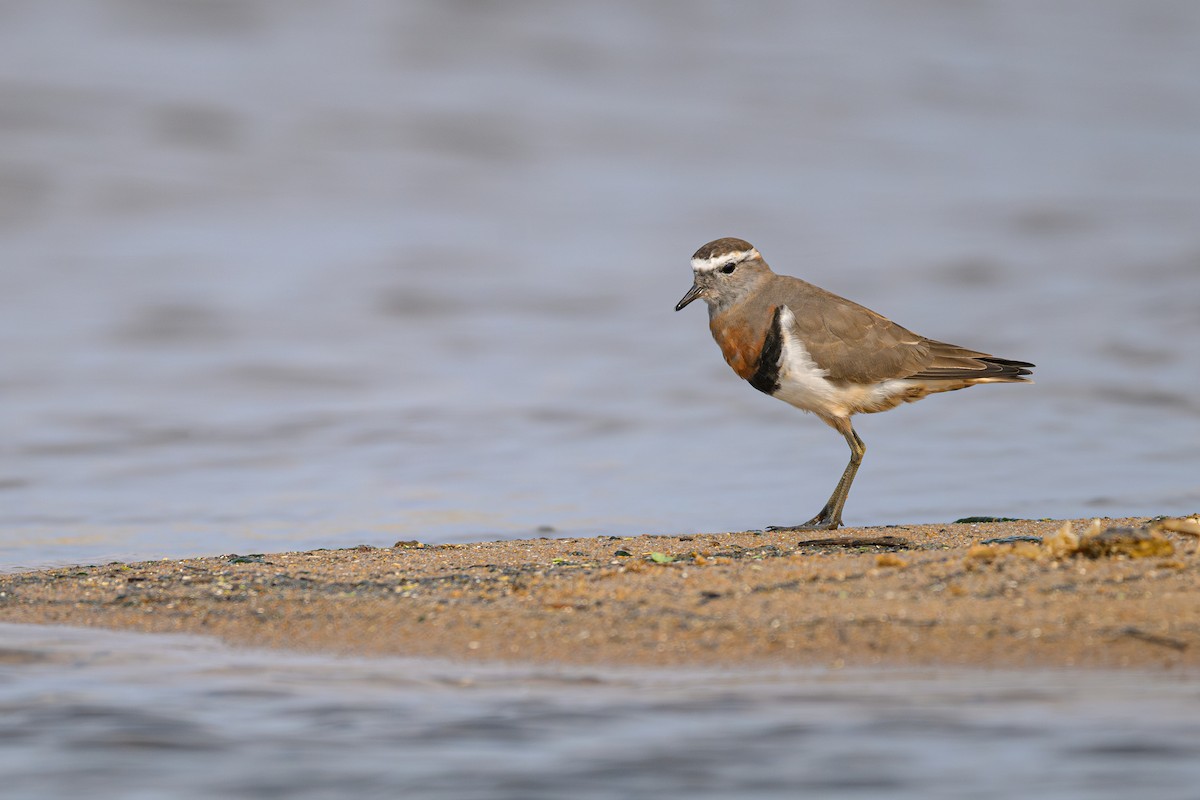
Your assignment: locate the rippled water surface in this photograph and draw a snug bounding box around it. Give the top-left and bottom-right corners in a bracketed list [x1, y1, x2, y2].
[2, 1, 1199, 569]
[1, 624, 1198, 800]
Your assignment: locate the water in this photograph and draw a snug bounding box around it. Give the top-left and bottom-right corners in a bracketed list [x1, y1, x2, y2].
[1, 0, 1196, 570]
[0, 623, 1197, 800]
[1, 4, 1199, 796]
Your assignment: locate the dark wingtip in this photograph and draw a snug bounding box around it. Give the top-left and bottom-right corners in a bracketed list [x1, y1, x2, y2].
[984, 358, 1035, 379]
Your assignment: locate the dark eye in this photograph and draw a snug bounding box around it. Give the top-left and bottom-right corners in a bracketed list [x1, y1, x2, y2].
[720, 264, 736, 274]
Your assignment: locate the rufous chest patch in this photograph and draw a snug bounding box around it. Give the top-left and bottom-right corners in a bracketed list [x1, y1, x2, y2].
[709, 312, 770, 382]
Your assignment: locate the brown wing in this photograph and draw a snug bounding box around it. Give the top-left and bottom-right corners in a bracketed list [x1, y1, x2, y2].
[774, 276, 1033, 384]
[775, 277, 932, 383]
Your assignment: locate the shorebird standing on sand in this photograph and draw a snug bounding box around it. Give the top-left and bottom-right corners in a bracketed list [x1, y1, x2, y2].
[676, 237, 1034, 531]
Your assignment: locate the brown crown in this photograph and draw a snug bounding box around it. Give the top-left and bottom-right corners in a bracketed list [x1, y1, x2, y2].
[692, 237, 755, 261]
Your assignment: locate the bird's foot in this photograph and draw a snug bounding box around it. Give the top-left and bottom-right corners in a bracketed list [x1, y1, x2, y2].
[766, 513, 841, 532]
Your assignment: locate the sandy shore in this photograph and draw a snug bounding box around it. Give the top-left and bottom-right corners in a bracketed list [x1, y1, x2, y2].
[2, 516, 1198, 669]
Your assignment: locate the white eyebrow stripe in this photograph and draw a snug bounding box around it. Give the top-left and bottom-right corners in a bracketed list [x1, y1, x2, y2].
[691, 247, 760, 273]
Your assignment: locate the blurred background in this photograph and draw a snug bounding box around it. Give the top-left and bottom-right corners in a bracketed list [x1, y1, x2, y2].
[2, 0, 1198, 568]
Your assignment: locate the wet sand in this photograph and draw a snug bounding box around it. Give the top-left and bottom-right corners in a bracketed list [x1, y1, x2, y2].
[2, 517, 1198, 669]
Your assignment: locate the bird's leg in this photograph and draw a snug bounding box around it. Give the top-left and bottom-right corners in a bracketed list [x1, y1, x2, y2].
[768, 420, 865, 531]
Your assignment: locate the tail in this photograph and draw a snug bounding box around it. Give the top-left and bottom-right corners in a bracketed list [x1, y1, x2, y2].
[908, 341, 1034, 383]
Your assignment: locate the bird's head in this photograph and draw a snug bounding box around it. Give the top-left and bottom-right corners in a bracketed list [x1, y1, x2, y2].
[675, 238, 772, 313]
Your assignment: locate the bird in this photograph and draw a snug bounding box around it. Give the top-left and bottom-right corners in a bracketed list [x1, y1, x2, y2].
[675, 237, 1033, 531]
